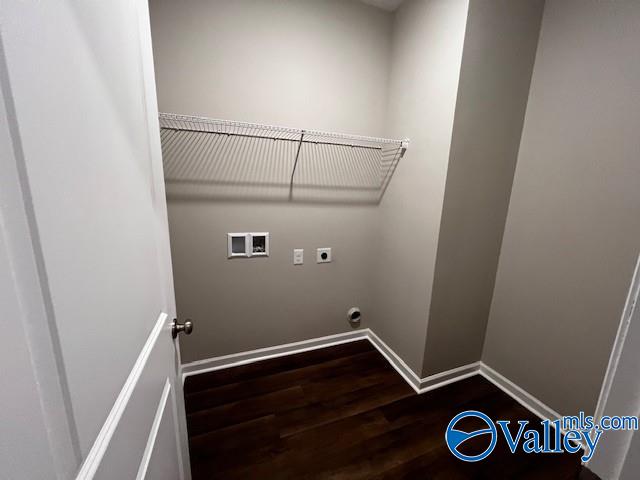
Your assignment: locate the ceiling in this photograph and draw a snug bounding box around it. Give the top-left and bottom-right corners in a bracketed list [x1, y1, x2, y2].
[359, 0, 405, 12]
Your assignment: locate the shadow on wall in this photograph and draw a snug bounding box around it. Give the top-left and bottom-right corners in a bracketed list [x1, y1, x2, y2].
[159, 118, 404, 205]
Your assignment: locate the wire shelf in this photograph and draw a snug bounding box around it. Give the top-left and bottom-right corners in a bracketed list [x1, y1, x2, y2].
[159, 113, 408, 203]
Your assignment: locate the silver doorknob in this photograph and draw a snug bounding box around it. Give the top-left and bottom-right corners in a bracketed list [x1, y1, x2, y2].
[171, 319, 193, 339]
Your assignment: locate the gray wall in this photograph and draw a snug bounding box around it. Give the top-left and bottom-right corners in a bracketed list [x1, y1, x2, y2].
[150, 0, 393, 362]
[152, 0, 640, 426]
[369, 0, 469, 374]
[422, 0, 544, 376]
[482, 0, 640, 415]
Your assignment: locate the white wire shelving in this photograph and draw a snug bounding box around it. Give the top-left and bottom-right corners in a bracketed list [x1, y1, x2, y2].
[158, 113, 408, 203]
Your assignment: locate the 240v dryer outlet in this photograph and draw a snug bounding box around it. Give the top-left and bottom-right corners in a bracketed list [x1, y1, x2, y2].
[317, 248, 332, 263]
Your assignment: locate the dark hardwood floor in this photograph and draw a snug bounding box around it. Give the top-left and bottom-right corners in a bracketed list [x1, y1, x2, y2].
[184, 340, 599, 479]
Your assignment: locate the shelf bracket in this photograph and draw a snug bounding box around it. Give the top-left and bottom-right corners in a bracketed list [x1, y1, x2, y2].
[401, 138, 410, 156]
[289, 130, 305, 201]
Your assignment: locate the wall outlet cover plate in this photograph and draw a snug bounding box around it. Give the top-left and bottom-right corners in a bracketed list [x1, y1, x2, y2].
[317, 247, 332, 263]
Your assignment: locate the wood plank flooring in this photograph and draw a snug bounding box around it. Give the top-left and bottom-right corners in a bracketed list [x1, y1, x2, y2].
[184, 340, 600, 479]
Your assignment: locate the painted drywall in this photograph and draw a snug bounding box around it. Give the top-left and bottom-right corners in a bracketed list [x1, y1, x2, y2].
[151, 0, 391, 133]
[360, 0, 405, 12]
[422, 0, 544, 376]
[482, 0, 640, 415]
[1, 0, 175, 458]
[368, 0, 469, 374]
[150, 0, 392, 362]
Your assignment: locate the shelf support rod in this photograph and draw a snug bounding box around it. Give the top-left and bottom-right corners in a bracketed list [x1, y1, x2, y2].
[289, 130, 305, 201]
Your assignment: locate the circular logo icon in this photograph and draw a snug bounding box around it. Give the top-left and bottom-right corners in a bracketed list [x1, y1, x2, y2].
[445, 410, 497, 462]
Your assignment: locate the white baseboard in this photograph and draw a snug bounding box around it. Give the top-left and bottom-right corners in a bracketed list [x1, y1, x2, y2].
[180, 329, 564, 433]
[365, 329, 423, 393]
[365, 330, 481, 394]
[182, 328, 480, 396]
[418, 361, 481, 393]
[478, 362, 591, 454]
[181, 329, 368, 380]
[479, 362, 561, 422]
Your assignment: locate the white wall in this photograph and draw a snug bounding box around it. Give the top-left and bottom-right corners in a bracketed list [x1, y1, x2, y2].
[150, 0, 393, 362]
[369, 0, 469, 373]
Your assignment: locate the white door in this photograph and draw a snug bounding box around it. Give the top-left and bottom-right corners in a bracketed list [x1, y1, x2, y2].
[588, 255, 640, 480]
[0, 1, 191, 479]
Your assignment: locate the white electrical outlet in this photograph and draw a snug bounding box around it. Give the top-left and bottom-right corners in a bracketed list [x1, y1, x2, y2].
[293, 248, 304, 265]
[317, 247, 332, 263]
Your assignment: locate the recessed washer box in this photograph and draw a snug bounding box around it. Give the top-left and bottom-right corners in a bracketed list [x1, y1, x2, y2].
[227, 233, 269, 258]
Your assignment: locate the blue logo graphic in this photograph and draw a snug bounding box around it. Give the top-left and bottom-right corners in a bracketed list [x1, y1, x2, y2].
[445, 410, 636, 462]
[445, 410, 497, 462]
